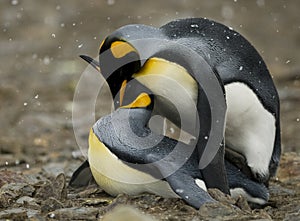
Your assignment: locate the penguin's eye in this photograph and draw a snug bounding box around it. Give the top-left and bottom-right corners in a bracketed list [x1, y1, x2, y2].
[110, 41, 136, 58]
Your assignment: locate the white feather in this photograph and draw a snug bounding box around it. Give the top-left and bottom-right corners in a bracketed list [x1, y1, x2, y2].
[225, 82, 276, 178]
[195, 178, 207, 191]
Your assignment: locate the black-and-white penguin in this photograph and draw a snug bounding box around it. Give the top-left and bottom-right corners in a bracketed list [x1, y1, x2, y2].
[70, 92, 269, 208]
[80, 18, 281, 184]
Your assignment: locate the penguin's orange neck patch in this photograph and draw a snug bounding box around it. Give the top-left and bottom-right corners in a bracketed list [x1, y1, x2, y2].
[110, 41, 136, 58]
[121, 93, 151, 109]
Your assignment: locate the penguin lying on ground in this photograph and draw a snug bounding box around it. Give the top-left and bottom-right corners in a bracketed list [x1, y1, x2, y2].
[80, 18, 281, 184]
[71, 92, 269, 209]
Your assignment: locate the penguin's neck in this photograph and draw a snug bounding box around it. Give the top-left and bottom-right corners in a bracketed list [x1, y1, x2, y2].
[132, 57, 198, 131]
[116, 108, 152, 137]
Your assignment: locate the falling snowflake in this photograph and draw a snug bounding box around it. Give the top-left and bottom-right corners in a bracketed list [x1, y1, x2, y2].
[11, 0, 18, 5]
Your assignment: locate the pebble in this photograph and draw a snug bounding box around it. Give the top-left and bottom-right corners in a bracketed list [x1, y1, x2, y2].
[41, 197, 64, 213]
[35, 173, 67, 201]
[47, 207, 99, 220]
[0, 208, 27, 220]
[16, 196, 40, 210]
[102, 205, 157, 221]
[0, 183, 35, 208]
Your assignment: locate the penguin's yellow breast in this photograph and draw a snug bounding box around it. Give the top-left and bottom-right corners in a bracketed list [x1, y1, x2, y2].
[132, 57, 198, 131]
[88, 129, 178, 198]
[132, 58, 197, 101]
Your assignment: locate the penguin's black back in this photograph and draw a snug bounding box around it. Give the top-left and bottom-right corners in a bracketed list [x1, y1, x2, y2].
[160, 18, 279, 116]
[101, 18, 279, 116]
[161, 18, 281, 177]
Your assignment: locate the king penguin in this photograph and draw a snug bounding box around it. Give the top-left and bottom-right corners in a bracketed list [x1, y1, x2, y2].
[71, 92, 269, 208]
[80, 18, 281, 184]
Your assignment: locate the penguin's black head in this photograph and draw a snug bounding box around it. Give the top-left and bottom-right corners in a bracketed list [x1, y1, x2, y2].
[80, 38, 196, 111]
[118, 92, 154, 135]
[92, 92, 155, 153]
[80, 35, 141, 108]
[80, 22, 225, 113]
[99, 37, 141, 97]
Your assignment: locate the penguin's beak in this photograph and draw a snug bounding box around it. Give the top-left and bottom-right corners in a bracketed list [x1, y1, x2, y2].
[79, 55, 100, 72]
[79, 54, 129, 106]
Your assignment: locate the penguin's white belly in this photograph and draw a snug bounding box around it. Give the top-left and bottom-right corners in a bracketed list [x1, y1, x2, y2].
[88, 132, 178, 198]
[224, 82, 276, 178]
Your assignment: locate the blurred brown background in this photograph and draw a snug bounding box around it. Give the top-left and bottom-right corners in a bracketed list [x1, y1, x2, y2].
[0, 0, 299, 164]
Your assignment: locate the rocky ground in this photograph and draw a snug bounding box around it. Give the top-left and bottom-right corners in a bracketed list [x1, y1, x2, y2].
[0, 0, 299, 220]
[0, 152, 299, 220]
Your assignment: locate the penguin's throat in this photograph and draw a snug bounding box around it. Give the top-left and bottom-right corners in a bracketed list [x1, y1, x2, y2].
[132, 57, 198, 132]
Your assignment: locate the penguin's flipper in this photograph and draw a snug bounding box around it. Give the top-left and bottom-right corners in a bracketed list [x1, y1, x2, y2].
[165, 171, 215, 209]
[69, 160, 95, 187]
[194, 73, 229, 194]
[146, 154, 214, 209]
[226, 161, 269, 205]
[200, 141, 229, 194]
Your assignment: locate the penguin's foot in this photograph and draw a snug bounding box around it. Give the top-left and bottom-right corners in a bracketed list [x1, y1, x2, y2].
[230, 188, 269, 206]
[226, 161, 269, 206]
